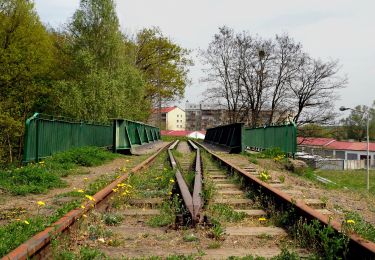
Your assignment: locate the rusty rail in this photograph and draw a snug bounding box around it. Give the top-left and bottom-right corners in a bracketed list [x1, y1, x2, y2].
[188, 140, 203, 223]
[2, 142, 171, 260]
[168, 140, 203, 225]
[195, 141, 375, 259]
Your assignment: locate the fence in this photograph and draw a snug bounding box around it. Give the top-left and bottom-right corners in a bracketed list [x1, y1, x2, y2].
[23, 114, 161, 163]
[23, 113, 112, 163]
[204, 122, 297, 155]
[112, 119, 161, 153]
[243, 123, 297, 156]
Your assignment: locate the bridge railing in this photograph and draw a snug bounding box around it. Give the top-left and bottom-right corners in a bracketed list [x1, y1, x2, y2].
[23, 113, 112, 163]
[204, 122, 297, 156]
[23, 114, 161, 163]
[112, 118, 161, 153]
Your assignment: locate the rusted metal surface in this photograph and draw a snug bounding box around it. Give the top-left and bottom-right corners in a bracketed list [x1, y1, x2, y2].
[168, 149, 194, 216]
[169, 140, 203, 225]
[196, 141, 375, 259]
[189, 140, 203, 223]
[169, 140, 179, 150]
[2, 142, 171, 260]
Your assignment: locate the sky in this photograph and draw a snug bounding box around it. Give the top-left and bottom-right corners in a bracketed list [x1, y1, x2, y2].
[34, 0, 375, 113]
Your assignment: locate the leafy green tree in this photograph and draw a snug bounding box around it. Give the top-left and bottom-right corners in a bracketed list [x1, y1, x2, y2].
[55, 0, 148, 121]
[130, 27, 192, 104]
[0, 0, 55, 163]
[341, 103, 375, 141]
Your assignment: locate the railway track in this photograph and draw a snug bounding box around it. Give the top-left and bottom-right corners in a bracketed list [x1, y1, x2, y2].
[3, 140, 375, 259]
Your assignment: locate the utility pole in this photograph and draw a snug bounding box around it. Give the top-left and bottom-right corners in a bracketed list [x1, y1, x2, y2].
[157, 43, 162, 130]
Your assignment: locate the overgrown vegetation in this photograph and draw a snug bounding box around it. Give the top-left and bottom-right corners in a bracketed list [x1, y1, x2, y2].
[208, 204, 246, 222]
[0, 200, 81, 257]
[0, 0, 191, 165]
[292, 219, 349, 259]
[344, 211, 375, 242]
[0, 147, 117, 195]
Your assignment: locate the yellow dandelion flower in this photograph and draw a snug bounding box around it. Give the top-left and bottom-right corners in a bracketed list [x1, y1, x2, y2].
[77, 189, 84, 193]
[24, 220, 30, 225]
[85, 195, 95, 201]
[169, 179, 175, 183]
[168, 191, 172, 195]
[117, 183, 125, 187]
[37, 201, 46, 207]
[83, 214, 87, 218]
[83, 177, 89, 181]
[346, 219, 355, 224]
[112, 188, 118, 193]
[258, 217, 267, 221]
[80, 205, 85, 209]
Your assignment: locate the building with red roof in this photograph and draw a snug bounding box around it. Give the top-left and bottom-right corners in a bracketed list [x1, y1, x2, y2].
[149, 106, 185, 131]
[298, 137, 375, 163]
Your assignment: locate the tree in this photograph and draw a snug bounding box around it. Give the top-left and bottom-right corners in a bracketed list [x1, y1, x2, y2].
[131, 27, 192, 104]
[0, 0, 55, 163]
[201, 26, 347, 127]
[289, 57, 347, 125]
[55, 0, 148, 122]
[201, 26, 247, 123]
[341, 103, 375, 141]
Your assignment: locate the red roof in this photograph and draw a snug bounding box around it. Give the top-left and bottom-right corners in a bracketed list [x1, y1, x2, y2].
[152, 107, 177, 114]
[326, 141, 375, 152]
[161, 130, 206, 137]
[298, 137, 375, 152]
[297, 137, 336, 146]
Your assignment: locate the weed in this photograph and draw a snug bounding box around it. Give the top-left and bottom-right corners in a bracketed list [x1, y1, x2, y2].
[0, 147, 118, 195]
[79, 246, 107, 260]
[278, 175, 285, 183]
[102, 212, 123, 226]
[0, 199, 80, 256]
[87, 224, 112, 240]
[147, 199, 176, 227]
[292, 218, 349, 259]
[256, 233, 273, 240]
[50, 146, 118, 167]
[259, 170, 271, 182]
[183, 233, 199, 242]
[261, 147, 285, 159]
[202, 178, 216, 203]
[209, 218, 225, 241]
[207, 241, 221, 249]
[209, 204, 246, 222]
[172, 150, 183, 158]
[343, 211, 375, 242]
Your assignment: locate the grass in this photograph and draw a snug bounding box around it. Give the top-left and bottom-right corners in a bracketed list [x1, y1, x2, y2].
[0, 199, 81, 257]
[0, 146, 118, 195]
[208, 204, 246, 222]
[344, 211, 375, 242]
[315, 169, 375, 195]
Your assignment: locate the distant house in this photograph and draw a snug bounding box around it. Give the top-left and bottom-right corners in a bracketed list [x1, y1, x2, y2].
[298, 137, 375, 165]
[149, 106, 185, 131]
[161, 130, 206, 139]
